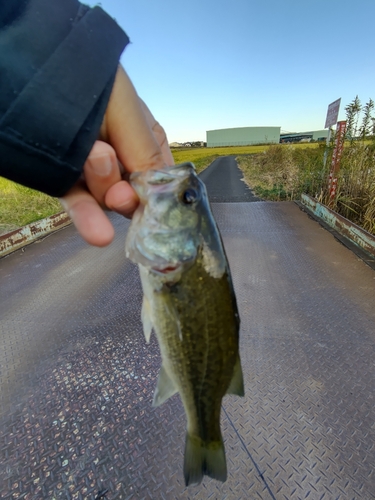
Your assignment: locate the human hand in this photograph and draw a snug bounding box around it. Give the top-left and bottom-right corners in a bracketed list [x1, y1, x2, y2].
[60, 66, 174, 247]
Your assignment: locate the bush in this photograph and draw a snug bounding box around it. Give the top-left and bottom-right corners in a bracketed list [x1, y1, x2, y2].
[237, 141, 375, 235]
[237, 144, 325, 201]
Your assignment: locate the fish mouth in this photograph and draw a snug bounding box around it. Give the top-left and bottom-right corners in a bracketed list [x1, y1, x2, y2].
[152, 265, 181, 274]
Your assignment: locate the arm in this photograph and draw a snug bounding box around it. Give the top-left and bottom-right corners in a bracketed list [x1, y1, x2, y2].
[0, 0, 128, 197]
[0, 1, 174, 246]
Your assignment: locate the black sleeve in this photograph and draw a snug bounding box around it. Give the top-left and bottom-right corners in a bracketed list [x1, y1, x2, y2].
[0, 0, 129, 197]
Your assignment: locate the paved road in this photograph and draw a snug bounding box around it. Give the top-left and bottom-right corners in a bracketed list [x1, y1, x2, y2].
[1, 157, 375, 499]
[199, 155, 260, 202]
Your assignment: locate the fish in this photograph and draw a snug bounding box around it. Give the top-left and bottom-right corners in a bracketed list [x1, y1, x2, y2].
[125, 162, 244, 486]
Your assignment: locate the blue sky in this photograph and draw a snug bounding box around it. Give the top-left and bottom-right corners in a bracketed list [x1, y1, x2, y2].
[89, 0, 375, 142]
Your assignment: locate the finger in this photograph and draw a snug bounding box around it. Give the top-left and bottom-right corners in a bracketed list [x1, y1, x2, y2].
[84, 140, 121, 207]
[105, 180, 139, 218]
[100, 65, 166, 173]
[86, 140, 139, 217]
[60, 182, 115, 247]
[139, 98, 174, 166]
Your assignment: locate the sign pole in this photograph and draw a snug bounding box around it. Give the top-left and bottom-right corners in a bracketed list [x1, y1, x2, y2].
[323, 127, 332, 168]
[323, 98, 341, 170]
[328, 120, 347, 204]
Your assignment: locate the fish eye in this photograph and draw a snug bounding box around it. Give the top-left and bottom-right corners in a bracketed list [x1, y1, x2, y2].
[182, 188, 197, 205]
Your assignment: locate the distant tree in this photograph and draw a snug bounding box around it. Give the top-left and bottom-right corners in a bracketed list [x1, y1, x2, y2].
[359, 98, 375, 139]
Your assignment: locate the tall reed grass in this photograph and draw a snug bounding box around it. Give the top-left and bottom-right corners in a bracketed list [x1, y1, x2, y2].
[331, 141, 375, 234]
[237, 140, 375, 235]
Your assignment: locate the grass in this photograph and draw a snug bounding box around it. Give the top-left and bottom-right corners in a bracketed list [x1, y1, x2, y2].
[171, 149, 219, 174]
[237, 143, 326, 201]
[237, 141, 375, 235]
[0, 178, 61, 234]
[331, 141, 375, 234]
[171, 144, 274, 173]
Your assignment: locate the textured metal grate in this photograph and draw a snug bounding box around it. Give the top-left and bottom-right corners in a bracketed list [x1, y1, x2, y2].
[1, 196, 375, 497]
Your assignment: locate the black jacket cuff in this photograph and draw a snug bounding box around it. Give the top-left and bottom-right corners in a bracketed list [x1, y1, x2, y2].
[0, 2, 129, 197]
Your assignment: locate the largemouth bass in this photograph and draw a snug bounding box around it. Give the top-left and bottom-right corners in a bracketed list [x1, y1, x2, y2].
[125, 162, 244, 486]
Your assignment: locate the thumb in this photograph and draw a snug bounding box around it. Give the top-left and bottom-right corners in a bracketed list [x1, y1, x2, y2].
[101, 65, 166, 174]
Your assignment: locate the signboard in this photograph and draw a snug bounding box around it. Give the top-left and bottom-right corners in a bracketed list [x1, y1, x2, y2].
[325, 98, 341, 128]
[328, 120, 347, 199]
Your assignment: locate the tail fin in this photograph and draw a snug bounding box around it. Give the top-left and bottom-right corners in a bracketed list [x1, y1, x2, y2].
[183, 433, 227, 486]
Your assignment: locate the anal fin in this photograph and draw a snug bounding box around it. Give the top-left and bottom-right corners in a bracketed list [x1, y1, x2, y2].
[226, 355, 245, 396]
[152, 364, 178, 407]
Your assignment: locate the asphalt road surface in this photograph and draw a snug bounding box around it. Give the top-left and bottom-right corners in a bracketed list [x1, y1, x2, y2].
[1, 156, 375, 499]
[200, 155, 260, 202]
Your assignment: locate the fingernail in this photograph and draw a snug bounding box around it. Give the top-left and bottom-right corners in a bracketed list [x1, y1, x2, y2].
[88, 154, 113, 176]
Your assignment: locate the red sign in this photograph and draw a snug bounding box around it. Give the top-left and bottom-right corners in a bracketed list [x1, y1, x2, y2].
[328, 120, 346, 199]
[325, 98, 341, 128]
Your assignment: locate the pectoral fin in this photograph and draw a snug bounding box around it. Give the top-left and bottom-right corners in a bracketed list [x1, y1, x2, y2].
[163, 299, 182, 340]
[226, 355, 245, 396]
[141, 296, 153, 343]
[152, 364, 178, 407]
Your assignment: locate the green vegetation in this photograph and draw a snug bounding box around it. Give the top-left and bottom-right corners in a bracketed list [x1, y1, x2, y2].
[237, 138, 375, 235]
[237, 143, 325, 201]
[332, 141, 375, 234]
[171, 144, 275, 173]
[0, 178, 61, 234]
[2, 102, 374, 239]
[172, 150, 218, 174]
[345, 96, 375, 141]
[0, 144, 271, 233]
[237, 96, 375, 236]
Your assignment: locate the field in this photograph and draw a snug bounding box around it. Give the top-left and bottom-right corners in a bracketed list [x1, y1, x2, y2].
[171, 144, 285, 173]
[0, 145, 271, 234]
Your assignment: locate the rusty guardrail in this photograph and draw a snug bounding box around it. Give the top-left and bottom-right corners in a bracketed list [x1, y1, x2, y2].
[300, 193, 375, 260]
[0, 212, 71, 258]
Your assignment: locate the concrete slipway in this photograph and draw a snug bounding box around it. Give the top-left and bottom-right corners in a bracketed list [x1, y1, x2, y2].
[0, 157, 374, 499]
